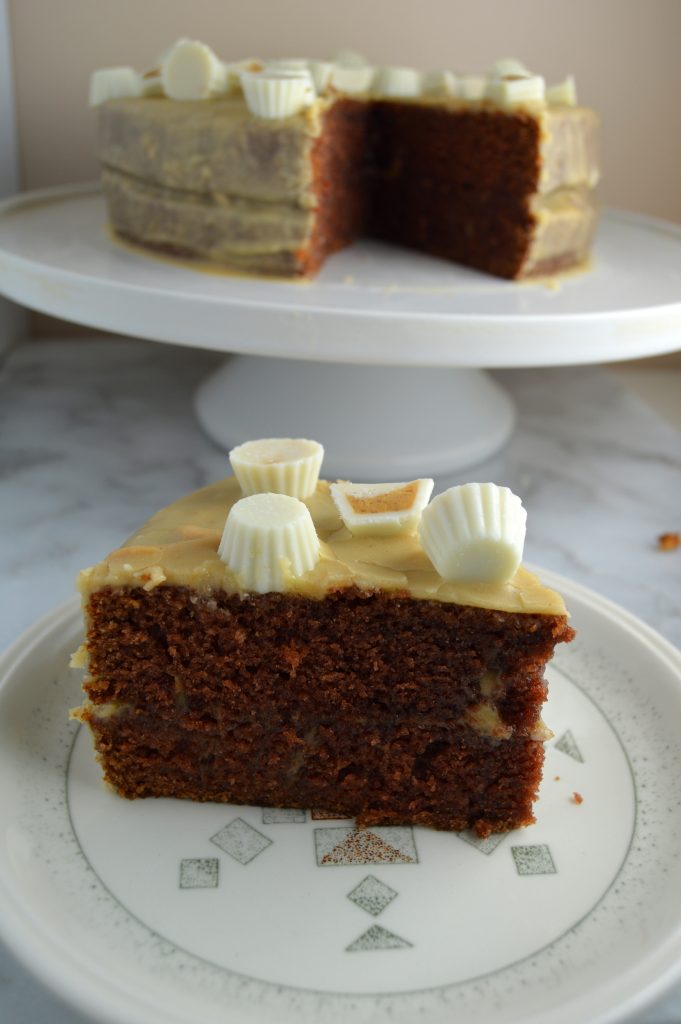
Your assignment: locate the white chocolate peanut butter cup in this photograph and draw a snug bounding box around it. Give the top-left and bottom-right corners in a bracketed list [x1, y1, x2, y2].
[161, 39, 229, 100]
[218, 493, 320, 593]
[330, 479, 434, 536]
[264, 59, 333, 96]
[487, 57, 531, 78]
[240, 69, 315, 118]
[329, 64, 375, 95]
[373, 66, 422, 98]
[421, 69, 458, 97]
[547, 75, 577, 106]
[89, 67, 142, 106]
[418, 482, 527, 584]
[229, 438, 324, 499]
[486, 73, 546, 107]
[457, 75, 486, 101]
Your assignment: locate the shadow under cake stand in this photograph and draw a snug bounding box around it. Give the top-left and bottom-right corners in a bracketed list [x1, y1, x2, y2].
[1, 184, 681, 477]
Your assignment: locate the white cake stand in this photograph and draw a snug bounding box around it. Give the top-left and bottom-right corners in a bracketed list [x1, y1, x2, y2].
[1, 183, 681, 477]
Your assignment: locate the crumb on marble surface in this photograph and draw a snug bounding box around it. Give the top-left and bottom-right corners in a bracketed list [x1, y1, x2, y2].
[571, 792, 584, 805]
[657, 531, 680, 551]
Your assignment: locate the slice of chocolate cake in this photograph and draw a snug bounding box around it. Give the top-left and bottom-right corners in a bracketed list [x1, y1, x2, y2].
[73, 439, 574, 837]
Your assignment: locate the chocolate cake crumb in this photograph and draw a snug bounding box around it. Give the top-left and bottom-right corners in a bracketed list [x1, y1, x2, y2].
[81, 584, 574, 836]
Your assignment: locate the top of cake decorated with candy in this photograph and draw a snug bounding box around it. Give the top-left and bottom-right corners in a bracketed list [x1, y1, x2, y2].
[89, 39, 582, 119]
[78, 437, 565, 616]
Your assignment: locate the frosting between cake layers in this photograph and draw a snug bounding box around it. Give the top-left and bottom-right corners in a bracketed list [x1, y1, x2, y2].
[524, 187, 598, 275]
[77, 477, 567, 616]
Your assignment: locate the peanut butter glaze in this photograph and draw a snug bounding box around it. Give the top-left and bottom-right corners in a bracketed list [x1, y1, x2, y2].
[78, 477, 566, 616]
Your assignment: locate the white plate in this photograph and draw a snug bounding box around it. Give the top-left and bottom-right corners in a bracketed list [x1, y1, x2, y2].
[1, 185, 681, 365]
[1, 571, 681, 1024]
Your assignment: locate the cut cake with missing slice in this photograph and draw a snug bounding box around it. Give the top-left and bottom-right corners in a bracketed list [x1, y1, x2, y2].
[92, 45, 599, 280]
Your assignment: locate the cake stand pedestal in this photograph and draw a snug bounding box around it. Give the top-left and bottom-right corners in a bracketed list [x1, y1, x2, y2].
[1, 184, 681, 477]
[196, 358, 514, 479]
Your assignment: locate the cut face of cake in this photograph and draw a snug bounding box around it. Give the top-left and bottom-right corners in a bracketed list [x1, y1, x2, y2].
[91, 44, 600, 280]
[73, 439, 575, 837]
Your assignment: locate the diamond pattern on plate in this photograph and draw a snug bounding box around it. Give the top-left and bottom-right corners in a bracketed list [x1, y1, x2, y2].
[179, 858, 219, 889]
[346, 925, 412, 952]
[457, 830, 507, 855]
[314, 826, 417, 866]
[261, 807, 306, 824]
[511, 844, 557, 876]
[347, 875, 398, 916]
[555, 729, 584, 762]
[210, 818, 272, 864]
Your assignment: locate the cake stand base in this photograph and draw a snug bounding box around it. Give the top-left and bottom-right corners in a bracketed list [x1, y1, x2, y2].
[195, 356, 515, 479]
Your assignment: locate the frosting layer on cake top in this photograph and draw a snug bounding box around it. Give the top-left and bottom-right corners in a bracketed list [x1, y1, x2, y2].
[78, 476, 567, 616]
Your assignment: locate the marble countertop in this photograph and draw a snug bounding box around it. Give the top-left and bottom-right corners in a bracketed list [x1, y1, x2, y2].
[0, 336, 680, 1024]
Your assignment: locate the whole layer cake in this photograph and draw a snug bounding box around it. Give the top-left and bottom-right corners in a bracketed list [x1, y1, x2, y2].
[91, 44, 600, 279]
[73, 440, 575, 836]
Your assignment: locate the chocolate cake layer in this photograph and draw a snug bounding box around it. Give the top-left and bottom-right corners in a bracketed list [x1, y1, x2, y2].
[304, 98, 370, 275]
[367, 103, 597, 278]
[85, 708, 547, 834]
[79, 585, 574, 836]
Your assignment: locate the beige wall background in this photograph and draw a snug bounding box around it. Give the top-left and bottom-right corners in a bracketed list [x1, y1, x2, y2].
[8, 0, 681, 225]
